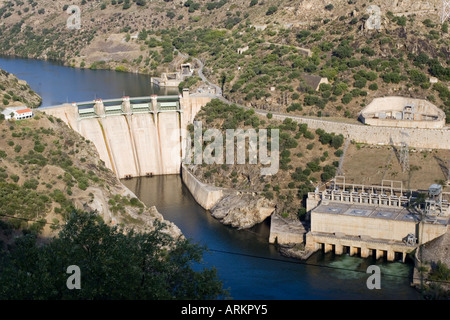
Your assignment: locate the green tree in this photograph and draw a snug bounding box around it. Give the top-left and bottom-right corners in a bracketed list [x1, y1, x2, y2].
[0, 211, 228, 300]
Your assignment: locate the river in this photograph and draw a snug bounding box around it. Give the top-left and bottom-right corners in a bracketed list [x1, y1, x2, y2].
[0, 56, 421, 300]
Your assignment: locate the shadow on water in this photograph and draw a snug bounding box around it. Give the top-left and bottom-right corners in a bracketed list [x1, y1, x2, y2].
[122, 175, 421, 300]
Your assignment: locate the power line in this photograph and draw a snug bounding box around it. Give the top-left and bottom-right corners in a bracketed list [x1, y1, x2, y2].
[0, 213, 58, 225]
[1, 214, 449, 286]
[207, 248, 450, 286]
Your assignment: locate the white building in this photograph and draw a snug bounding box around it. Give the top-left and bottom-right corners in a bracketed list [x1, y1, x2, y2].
[1, 106, 34, 120]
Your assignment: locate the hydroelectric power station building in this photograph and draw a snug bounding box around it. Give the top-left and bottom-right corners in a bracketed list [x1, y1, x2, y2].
[305, 177, 449, 262]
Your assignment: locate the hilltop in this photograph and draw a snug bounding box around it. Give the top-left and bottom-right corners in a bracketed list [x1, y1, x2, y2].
[0, 0, 449, 121]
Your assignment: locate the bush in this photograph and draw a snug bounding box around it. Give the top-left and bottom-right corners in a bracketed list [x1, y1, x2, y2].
[341, 93, 352, 104]
[368, 83, 378, 91]
[334, 149, 344, 157]
[266, 6, 277, 15]
[331, 135, 344, 149]
[34, 142, 45, 153]
[264, 191, 274, 200]
[354, 79, 367, 89]
[24, 179, 39, 190]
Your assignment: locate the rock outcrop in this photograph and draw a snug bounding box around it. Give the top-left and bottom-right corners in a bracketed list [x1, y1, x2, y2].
[210, 193, 275, 229]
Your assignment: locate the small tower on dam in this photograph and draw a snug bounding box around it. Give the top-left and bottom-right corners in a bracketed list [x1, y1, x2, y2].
[94, 99, 106, 117]
[150, 95, 158, 114]
[122, 96, 132, 115]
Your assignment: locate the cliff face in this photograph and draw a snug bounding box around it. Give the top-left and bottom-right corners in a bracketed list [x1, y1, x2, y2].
[210, 193, 275, 229]
[421, 229, 450, 267]
[0, 68, 42, 108]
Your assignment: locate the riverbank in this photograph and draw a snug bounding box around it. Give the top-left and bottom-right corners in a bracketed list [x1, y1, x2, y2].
[181, 164, 277, 230]
[182, 163, 317, 260]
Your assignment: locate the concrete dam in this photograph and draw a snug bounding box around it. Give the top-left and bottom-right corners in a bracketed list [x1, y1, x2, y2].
[42, 91, 212, 179]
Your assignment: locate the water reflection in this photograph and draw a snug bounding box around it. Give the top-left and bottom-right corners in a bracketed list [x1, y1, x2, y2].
[0, 56, 178, 107]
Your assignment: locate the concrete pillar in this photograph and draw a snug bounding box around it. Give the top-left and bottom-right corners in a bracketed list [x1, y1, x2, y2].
[361, 247, 370, 258]
[151, 95, 158, 113]
[376, 249, 384, 260]
[304, 233, 316, 252]
[122, 96, 131, 115]
[350, 246, 358, 256]
[324, 243, 333, 253]
[94, 99, 105, 117]
[387, 250, 395, 262]
[335, 244, 343, 255]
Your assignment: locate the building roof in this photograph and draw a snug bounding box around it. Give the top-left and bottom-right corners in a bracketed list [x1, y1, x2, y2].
[301, 74, 327, 91]
[16, 108, 32, 114]
[313, 201, 449, 226]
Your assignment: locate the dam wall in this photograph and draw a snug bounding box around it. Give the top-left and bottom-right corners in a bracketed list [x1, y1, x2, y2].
[100, 116, 140, 178]
[129, 113, 162, 177]
[41, 94, 213, 179]
[78, 118, 115, 173]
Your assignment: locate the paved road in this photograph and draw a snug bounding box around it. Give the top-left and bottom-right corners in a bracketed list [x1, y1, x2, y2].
[177, 51, 223, 97]
[176, 50, 365, 127]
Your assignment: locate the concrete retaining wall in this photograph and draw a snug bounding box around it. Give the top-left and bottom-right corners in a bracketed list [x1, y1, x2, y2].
[181, 164, 224, 210]
[263, 112, 450, 150]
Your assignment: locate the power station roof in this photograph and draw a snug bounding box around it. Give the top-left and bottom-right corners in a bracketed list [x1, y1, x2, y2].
[313, 202, 449, 225]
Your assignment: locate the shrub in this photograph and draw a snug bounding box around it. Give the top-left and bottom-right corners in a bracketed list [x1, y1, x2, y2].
[341, 93, 352, 104]
[266, 6, 277, 15]
[23, 179, 39, 190]
[334, 149, 344, 157]
[368, 83, 378, 91]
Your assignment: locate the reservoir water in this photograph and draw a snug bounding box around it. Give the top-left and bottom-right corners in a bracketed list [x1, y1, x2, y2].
[0, 56, 421, 300]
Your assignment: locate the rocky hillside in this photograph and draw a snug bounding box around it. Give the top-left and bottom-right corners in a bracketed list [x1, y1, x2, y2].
[0, 106, 181, 246]
[0, 68, 42, 108]
[1, 0, 449, 121]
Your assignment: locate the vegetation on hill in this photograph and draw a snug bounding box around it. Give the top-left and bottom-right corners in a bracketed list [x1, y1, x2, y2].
[0, 68, 42, 108]
[0, 0, 449, 121]
[0, 211, 227, 300]
[187, 98, 344, 220]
